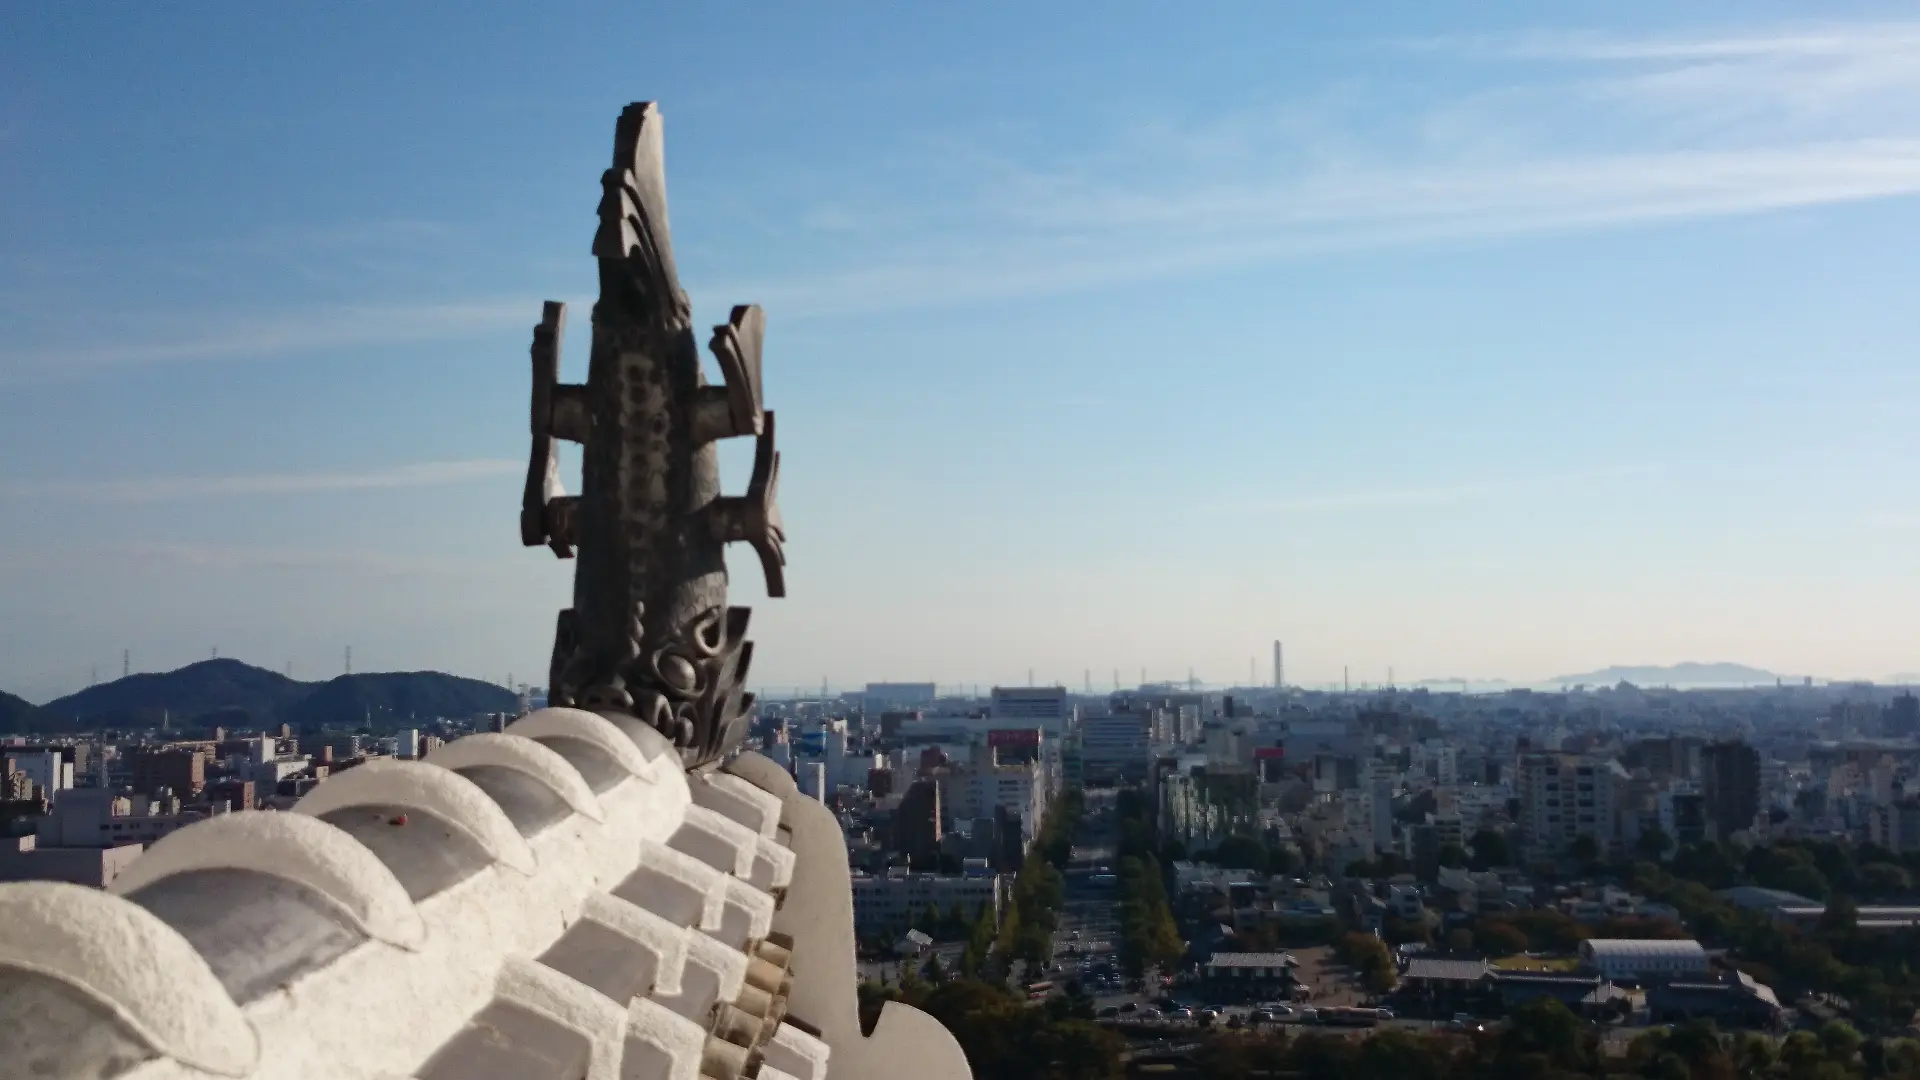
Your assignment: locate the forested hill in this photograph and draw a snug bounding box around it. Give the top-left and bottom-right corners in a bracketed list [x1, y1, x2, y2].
[6, 659, 517, 734]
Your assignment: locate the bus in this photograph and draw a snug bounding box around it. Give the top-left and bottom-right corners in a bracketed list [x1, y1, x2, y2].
[1089, 873, 1119, 888]
[1025, 980, 1054, 1002]
[1319, 1007, 1379, 1028]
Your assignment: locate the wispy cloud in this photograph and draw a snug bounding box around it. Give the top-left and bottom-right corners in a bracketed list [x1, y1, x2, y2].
[0, 542, 509, 577]
[0, 296, 564, 383]
[1220, 464, 1663, 516]
[722, 21, 1920, 318]
[0, 459, 521, 503]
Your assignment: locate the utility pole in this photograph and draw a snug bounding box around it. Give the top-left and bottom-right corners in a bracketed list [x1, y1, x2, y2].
[345, 646, 352, 676]
[90, 666, 97, 687]
[1344, 666, 1350, 694]
[122, 650, 129, 679]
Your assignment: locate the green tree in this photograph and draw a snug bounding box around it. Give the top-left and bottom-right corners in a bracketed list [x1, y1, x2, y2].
[1468, 828, 1510, 869]
[1498, 998, 1594, 1072]
[1863, 861, 1913, 898]
[1208, 835, 1269, 873]
[1435, 842, 1468, 870]
[1635, 824, 1674, 862]
[1567, 834, 1601, 864]
[1820, 893, 1861, 936]
[1819, 1019, 1862, 1065]
[1473, 920, 1529, 957]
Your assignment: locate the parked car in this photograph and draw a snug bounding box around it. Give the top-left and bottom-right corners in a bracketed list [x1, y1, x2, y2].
[1296, 1007, 1318, 1023]
[1250, 1009, 1274, 1023]
[1098, 1006, 1120, 1018]
[1374, 1007, 1395, 1020]
[1169, 1007, 1194, 1020]
[1269, 1005, 1295, 1019]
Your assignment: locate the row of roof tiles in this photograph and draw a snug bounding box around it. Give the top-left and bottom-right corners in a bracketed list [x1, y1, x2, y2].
[0, 707, 825, 1080]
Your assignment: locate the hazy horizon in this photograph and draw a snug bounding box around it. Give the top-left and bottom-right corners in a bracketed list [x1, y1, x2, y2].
[4, 5, 1918, 702]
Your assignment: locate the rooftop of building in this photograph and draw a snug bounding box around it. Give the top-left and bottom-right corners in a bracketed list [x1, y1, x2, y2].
[1579, 938, 1708, 960]
[1205, 952, 1298, 969]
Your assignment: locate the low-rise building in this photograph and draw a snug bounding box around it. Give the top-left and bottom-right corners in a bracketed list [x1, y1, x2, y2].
[850, 867, 1002, 936]
[1578, 938, 1709, 982]
[1648, 970, 1782, 1028]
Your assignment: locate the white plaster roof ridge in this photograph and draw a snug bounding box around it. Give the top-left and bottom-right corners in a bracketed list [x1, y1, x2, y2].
[626, 996, 708, 1080]
[0, 881, 258, 1077]
[508, 708, 654, 781]
[692, 772, 782, 839]
[669, 804, 759, 877]
[495, 957, 632, 1080]
[749, 836, 796, 892]
[761, 1022, 829, 1080]
[577, 891, 692, 998]
[294, 758, 537, 876]
[108, 809, 426, 951]
[653, 930, 749, 1021]
[426, 732, 605, 823]
[594, 711, 683, 772]
[617, 840, 730, 930]
[712, 878, 775, 948]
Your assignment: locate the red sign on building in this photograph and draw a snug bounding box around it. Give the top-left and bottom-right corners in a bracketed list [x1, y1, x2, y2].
[988, 728, 1041, 749]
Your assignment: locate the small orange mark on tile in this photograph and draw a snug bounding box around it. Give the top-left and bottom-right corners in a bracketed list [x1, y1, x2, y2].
[390, 814, 408, 826]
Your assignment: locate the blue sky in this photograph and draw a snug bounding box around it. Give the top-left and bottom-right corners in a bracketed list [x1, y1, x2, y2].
[4, 4, 1919, 701]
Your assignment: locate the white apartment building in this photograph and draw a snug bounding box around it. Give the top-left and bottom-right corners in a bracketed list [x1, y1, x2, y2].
[1520, 754, 1616, 854]
[938, 751, 1046, 845]
[3, 751, 73, 798]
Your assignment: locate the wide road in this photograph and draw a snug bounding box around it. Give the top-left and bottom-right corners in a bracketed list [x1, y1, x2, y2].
[1037, 788, 1157, 1009]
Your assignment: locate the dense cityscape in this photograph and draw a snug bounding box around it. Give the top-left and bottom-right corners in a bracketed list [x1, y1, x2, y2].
[8, 4, 1920, 1079]
[12, 661, 1920, 1076]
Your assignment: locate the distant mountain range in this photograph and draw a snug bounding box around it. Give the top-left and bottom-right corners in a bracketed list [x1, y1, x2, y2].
[5, 658, 519, 734]
[1547, 662, 1791, 688]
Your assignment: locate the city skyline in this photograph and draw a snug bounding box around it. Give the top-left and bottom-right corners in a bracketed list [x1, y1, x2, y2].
[6, 4, 1920, 700]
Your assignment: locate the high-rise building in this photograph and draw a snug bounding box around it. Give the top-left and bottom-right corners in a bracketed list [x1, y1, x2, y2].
[1889, 692, 1920, 738]
[891, 779, 942, 867]
[1519, 754, 1615, 854]
[1080, 713, 1151, 783]
[990, 686, 1073, 733]
[1369, 761, 1395, 853]
[1701, 741, 1760, 841]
